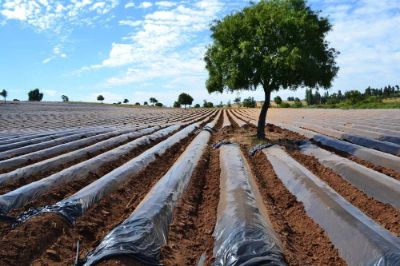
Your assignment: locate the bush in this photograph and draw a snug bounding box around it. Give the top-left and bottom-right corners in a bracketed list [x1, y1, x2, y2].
[135, 102, 140, 106]
[155, 102, 163, 107]
[279, 102, 290, 108]
[292, 99, 303, 108]
[242, 97, 256, 108]
[194, 104, 200, 108]
[173, 101, 181, 108]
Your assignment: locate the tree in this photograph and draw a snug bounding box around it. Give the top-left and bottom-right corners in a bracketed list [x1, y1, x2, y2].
[149, 97, 158, 106]
[144, 101, 148, 106]
[274, 96, 282, 105]
[204, 0, 338, 138]
[233, 97, 241, 107]
[123, 99, 129, 104]
[177, 93, 194, 108]
[61, 95, 69, 102]
[97, 95, 104, 103]
[194, 103, 201, 108]
[0, 89, 7, 103]
[203, 100, 214, 108]
[287, 96, 295, 101]
[135, 102, 141, 106]
[28, 88, 44, 101]
[242, 97, 256, 108]
[155, 102, 163, 107]
[173, 101, 181, 108]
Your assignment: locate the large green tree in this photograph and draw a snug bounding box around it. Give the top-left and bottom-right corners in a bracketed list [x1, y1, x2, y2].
[205, 0, 338, 138]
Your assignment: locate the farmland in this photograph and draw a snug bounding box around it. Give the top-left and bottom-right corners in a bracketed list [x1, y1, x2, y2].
[0, 102, 399, 265]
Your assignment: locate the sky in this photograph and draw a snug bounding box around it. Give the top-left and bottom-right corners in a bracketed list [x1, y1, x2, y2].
[0, 0, 399, 105]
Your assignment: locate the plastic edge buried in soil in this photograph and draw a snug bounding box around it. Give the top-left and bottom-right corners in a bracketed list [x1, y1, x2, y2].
[212, 143, 286, 266]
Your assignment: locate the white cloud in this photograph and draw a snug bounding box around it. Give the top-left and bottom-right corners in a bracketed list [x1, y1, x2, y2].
[0, 0, 119, 32]
[42, 44, 67, 64]
[138, 2, 153, 9]
[125, 2, 135, 9]
[119, 20, 142, 27]
[155, 1, 176, 8]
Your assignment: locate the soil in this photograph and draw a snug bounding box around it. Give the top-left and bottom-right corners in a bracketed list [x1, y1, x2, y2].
[289, 150, 400, 237]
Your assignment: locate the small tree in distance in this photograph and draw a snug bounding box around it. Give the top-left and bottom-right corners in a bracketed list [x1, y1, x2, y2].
[205, 0, 338, 138]
[97, 95, 104, 103]
[61, 95, 69, 102]
[177, 93, 194, 108]
[123, 99, 129, 104]
[274, 96, 282, 105]
[149, 97, 158, 106]
[0, 89, 7, 103]
[242, 97, 256, 108]
[155, 102, 163, 107]
[28, 88, 44, 101]
[144, 101, 148, 106]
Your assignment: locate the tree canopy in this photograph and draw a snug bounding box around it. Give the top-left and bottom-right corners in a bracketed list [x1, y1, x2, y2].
[149, 97, 158, 105]
[97, 95, 104, 102]
[28, 89, 43, 101]
[177, 93, 194, 108]
[205, 0, 338, 138]
[123, 99, 129, 104]
[61, 95, 69, 102]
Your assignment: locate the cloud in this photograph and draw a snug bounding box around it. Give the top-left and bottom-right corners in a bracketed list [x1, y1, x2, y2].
[0, 0, 119, 33]
[125, 2, 135, 9]
[119, 20, 142, 27]
[317, 0, 400, 90]
[155, 1, 176, 8]
[42, 44, 67, 64]
[138, 2, 153, 9]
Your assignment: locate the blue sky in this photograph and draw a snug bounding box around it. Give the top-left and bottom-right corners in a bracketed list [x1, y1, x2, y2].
[0, 0, 399, 105]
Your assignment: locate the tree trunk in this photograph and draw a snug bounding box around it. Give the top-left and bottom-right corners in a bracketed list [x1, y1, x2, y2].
[257, 89, 271, 139]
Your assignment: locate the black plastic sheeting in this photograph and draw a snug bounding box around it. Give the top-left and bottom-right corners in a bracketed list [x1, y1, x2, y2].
[213, 144, 286, 266]
[275, 122, 400, 172]
[12, 122, 200, 224]
[0, 128, 111, 159]
[299, 141, 400, 209]
[297, 122, 400, 156]
[0, 126, 143, 173]
[264, 145, 400, 266]
[82, 116, 220, 266]
[0, 125, 173, 215]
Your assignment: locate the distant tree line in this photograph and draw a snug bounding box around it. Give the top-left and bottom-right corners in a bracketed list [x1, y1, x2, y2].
[305, 85, 400, 106]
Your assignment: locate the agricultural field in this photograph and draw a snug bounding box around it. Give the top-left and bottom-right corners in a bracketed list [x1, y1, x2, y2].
[0, 102, 399, 265]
